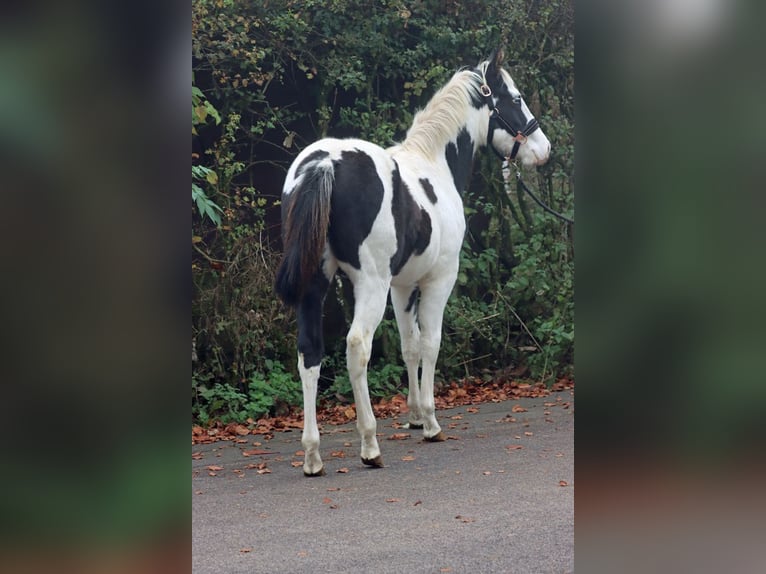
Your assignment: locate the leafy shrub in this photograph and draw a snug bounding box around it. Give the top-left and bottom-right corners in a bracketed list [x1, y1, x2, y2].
[192, 0, 574, 423]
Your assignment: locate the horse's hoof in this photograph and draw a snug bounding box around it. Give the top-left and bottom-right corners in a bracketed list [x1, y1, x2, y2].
[304, 466, 326, 477]
[361, 455, 384, 468]
[424, 431, 446, 442]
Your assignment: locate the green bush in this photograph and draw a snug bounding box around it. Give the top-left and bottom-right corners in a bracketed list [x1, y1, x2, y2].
[192, 0, 574, 423]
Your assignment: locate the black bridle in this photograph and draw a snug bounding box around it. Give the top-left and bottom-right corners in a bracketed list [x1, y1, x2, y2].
[478, 80, 574, 225]
[479, 83, 540, 162]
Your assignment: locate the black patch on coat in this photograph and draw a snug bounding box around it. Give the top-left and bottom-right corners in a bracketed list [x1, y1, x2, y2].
[405, 286, 420, 314]
[327, 149, 385, 270]
[294, 149, 330, 179]
[390, 162, 432, 276]
[488, 75, 529, 137]
[445, 128, 474, 194]
[419, 178, 437, 204]
[297, 268, 331, 369]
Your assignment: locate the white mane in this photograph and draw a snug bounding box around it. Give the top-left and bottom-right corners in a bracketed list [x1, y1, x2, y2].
[399, 69, 485, 159]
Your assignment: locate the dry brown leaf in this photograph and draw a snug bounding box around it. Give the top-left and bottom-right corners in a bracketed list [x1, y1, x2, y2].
[205, 465, 223, 471]
[512, 405, 527, 413]
[337, 467, 349, 473]
[388, 433, 411, 440]
[401, 455, 415, 461]
[242, 449, 272, 456]
[559, 480, 569, 487]
[240, 548, 252, 553]
[386, 498, 401, 503]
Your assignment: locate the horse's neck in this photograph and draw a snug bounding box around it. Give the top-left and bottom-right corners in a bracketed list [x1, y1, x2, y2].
[444, 124, 479, 194]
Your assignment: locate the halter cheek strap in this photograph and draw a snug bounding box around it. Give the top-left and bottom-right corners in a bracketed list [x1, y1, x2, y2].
[479, 80, 540, 161]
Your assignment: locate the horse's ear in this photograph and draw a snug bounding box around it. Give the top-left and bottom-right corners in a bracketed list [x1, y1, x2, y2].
[486, 47, 505, 77]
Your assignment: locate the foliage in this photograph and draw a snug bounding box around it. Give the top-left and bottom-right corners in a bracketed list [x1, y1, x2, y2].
[192, 0, 574, 423]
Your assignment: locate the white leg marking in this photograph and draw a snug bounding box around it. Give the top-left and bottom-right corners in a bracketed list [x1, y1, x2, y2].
[391, 285, 423, 428]
[346, 280, 390, 466]
[298, 353, 324, 475]
[415, 277, 457, 440]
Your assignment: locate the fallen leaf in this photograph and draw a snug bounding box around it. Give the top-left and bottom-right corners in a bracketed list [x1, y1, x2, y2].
[506, 444, 524, 450]
[322, 497, 333, 504]
[192, 452, 203, 460]
[455, 515, 475, 523]
[205, 465, 223, 471]
[524, 431, 533, 436]
[386, 498, 401, 503]
[240, 548, 252, 553]
[482, 471, 491, 475]
[559, 480, 569, 487]
[207, 472, 217, 477]
[512, 405, 527, 413]
[295, 450, 305, 456]
[388, 433, 411, 440]
[413, 500, 422, 506]
[291, 461, 303, 467]
[337, 467, 349, 473]
[466, 407, 479, 413]
[257, 468, 272, 475]
[242, 449, 272, 456]
[330, 450, 347, 458]
[401, 455, 415, 461]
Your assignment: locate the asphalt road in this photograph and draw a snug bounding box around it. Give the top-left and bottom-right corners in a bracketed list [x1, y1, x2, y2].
[192, 391, 574, 574]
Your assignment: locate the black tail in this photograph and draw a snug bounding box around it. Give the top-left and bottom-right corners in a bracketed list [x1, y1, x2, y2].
[274, 157, 334, 306]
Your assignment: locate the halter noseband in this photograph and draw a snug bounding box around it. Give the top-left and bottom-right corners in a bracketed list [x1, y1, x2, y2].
[478, 73, 540, 161]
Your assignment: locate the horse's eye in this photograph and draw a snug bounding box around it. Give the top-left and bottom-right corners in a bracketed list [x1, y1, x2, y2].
[512, 95, 522, 105]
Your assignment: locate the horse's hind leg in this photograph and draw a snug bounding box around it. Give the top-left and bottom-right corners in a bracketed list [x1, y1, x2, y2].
[297, 264, 335, 476]
[346, 278, 390, 468]
[391, 284, 424, 429]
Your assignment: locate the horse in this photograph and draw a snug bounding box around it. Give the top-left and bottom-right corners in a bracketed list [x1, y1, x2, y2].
[275, 48, 550, 476]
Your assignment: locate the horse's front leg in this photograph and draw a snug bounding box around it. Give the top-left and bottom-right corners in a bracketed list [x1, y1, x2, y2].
[414, 277, 457, 442]
[391, 285, 424, 428]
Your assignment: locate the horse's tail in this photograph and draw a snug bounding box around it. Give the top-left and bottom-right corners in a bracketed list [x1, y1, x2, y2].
[274, 155, 335, 307]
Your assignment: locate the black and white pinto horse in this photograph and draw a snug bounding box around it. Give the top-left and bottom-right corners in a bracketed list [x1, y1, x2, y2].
[276, 49, 550, 476]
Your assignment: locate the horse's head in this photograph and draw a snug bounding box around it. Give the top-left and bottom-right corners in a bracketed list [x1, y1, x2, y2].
[479, 49, 551, 168]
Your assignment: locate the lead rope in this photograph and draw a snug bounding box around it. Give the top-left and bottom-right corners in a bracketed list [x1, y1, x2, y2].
[503, 160, 575, 225]
[477, 71, 574, 225]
